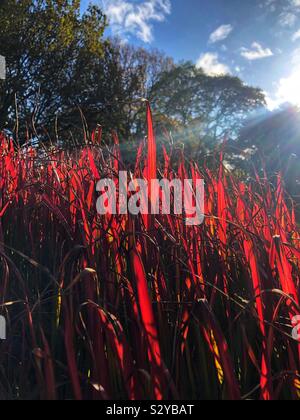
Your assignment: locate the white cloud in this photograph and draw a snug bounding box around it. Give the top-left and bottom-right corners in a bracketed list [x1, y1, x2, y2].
[262, 0, 300, 11]
[265, 93, 279, 111]
[241, 42, 274, 60]
[261, 1, 300, 26]
[292, 47, 300, 64]
[208, 24, 233, 44]
[101, 0, 171, 43]
[292, 28, 300, 41]
[267, 66, 300, 110]
[276, 70, 300, 104]
[263, 0, 277, 12]
[279, 12, 297, 27]
[196, 53, 230, 76]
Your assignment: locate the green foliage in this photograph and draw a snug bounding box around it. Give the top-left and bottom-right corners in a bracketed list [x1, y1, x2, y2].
[60, 39, 174, 141]
[0, 0, 106, 137]
[150, 62, 266, 151]
[0, 1, 266, 151]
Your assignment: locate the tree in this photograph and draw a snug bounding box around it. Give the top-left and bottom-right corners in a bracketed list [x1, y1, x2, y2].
[60, 38, 174, 140]
[0, 0, 107, 140]
[238, 105, 300, 198]
[0, 1, 265, 148]
[149, 62, 266, 150]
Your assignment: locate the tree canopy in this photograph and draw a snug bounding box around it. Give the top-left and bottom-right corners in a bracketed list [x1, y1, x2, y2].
[0, 0, 107, 138]
[150, 62, 266, 146]
[0, 0, 266, 148]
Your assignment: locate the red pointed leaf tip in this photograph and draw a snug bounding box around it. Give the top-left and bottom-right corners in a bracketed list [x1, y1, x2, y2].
[146, 103, 157, 231]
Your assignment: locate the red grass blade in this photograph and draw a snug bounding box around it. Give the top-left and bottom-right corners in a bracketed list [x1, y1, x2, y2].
[130, 248, 164, 399]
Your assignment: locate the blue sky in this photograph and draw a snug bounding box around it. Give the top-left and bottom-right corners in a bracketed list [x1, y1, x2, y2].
[82, 0, 300, 109]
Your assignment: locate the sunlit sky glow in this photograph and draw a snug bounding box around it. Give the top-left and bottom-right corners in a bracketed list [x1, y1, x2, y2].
[81, 0, 300, 109]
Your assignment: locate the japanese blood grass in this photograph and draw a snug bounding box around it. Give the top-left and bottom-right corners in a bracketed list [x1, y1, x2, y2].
[0, 105, 299, 400]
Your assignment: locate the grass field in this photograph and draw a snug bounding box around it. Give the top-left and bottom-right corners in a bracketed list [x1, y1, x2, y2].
[0, 106, 299, 400]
